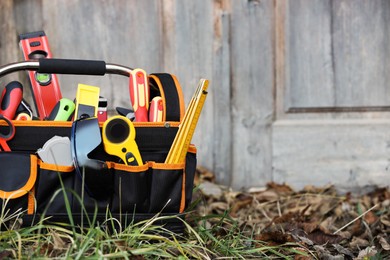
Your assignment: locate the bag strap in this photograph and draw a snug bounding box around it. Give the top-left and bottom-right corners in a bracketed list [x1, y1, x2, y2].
[149, 74, 185, 122]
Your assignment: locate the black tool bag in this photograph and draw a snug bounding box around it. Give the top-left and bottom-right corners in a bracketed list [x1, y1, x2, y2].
[0, 59, 196, 233]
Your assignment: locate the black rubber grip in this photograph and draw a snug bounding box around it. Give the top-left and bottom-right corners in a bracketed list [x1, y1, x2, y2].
[38, 58, 106, 75]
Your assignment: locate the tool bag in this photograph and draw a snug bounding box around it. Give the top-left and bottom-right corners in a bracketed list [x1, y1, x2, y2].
[0, 59, 196, 233]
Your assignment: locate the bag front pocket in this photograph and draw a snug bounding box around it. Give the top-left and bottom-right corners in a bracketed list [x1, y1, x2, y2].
[108, 162, 151, 214]
[0, 153, 38, 216]
[36, 161, 75, 215]
[148, 162, 184, 213]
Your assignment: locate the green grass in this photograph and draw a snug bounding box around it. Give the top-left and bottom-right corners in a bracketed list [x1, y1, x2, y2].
[0, 189, 312, 259]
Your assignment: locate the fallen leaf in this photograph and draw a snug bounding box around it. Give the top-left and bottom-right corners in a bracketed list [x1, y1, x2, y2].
[377, 235, 390, 251]
[256, 231, 295, 245]
[314, 245, 344, 260]
[208, 202, 229, 213]
[349, 236, 370, 249]
[195, 166, 215, 184]
[267, 182, 294, 194]
[363, 210, 378, 225]
[306, 228, 344, 245]
[356, 246, 377, 259]
[380, 215, 390, 227]
[332, 244, 354, 258]
[230, 195, 253, 218]
[253, 190, 279, 202]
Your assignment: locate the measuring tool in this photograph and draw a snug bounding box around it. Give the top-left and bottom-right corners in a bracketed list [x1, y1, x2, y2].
[165, 79, 209, 164]
[19, 31, 62, 119]
[129, 68, 149, 122]
[0, 81, 23, 120]
[74, 84, 100, 120]
[102, 115, 143, 166]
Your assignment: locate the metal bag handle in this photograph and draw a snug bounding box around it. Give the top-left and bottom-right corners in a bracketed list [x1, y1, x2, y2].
[0, 58, 133, 78]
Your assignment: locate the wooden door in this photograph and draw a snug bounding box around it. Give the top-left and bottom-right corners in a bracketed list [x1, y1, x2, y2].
[273, 0, 390, 191]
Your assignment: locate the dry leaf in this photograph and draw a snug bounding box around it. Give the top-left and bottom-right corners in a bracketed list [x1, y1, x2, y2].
[267, 182, 294, 194]
[349, 236, 370, 249]
[363, 211, 378, 225]
[380, 215, 390, 227]
[378, 235, 390, 251]
[230, 196, 253, 218]
[306, 229, 344, 245]
[194, 166, 215, 186]
[356, 246, 377, 259]
[253, 190, 279, 202]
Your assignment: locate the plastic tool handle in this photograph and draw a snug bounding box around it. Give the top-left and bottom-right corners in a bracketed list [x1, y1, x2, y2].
[0, 81, 23, 120]
[38, 58, 106, 75]
[48, 98, 75, 121]
[149, 96, 163, 122]
[129, 68, 149, 122]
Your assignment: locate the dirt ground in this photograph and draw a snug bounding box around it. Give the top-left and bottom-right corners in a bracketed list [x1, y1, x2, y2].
[193, 166, 390, 259]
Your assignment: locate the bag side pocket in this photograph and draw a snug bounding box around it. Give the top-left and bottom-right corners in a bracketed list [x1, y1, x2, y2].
[148, 162, 184, 213]
[0, 153, 38, 215]
[109, 162, 151, 214]
[36, 161, 75, 215]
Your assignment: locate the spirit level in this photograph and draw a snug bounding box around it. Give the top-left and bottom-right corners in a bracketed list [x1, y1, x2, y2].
[165, 79, 209, 164]
[19, 31, 62, 119]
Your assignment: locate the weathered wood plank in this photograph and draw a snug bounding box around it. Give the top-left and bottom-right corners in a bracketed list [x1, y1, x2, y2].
[161, 0, 216, 178]
[285, 0, 335, 109]
[285, 0, 390, 110]
[230, 0, 274, 189]
[273, 119, 390, 192]
[0, 0, 22, 86]
[40, 0, 163, 109]
[332, 0, 390, 107]
[211, 3, 232, 185]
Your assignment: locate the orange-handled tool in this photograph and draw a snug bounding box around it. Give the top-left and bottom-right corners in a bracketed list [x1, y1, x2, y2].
[129, 68, 149, 122]
[149, 96, 163, 122]
[0, 81, 23, 120]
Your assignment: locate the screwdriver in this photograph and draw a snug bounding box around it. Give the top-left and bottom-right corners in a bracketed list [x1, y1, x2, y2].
[129, 68, 149, 122]
[0, 81, 23, 120]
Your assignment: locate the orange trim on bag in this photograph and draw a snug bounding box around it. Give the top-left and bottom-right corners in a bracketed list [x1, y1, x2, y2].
[8, 120, 72, 127]
[27, 187, 35, 215]
[179, 169, 186, 213]
[106, 161, 149, 172]
[38, 160, 75, 172]
[0, 155, 38, 199]
[149, 75, 167, 121]
[188, 145, 197, 154]
[171, 74, 185, 120]
[149, 161, 185, 170]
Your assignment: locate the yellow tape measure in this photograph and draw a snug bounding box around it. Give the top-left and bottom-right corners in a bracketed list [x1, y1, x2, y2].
[165, 79, 209, 164]
[102, 115, 143, 166]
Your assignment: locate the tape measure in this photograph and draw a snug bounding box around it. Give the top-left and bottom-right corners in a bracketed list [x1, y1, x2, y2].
[102, 115, 143, 166]
[165, 79, 209, 164]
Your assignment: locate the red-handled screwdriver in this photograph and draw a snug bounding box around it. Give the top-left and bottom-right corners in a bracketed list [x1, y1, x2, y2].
[129, 68, 149, 122]
[149, 96, 163, 122]
[0, 81, 23, 120]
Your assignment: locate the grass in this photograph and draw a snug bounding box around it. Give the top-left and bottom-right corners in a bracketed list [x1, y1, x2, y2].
[0, 185, 311, 259]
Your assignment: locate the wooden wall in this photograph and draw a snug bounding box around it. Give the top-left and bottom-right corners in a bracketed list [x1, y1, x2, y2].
[1, 0, 390, 191]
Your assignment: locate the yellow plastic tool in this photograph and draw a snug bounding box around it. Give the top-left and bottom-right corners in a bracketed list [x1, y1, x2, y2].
[102, 115, 143, 166]
[74, 84, 100, 120]
[165, 79, 209, 164]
